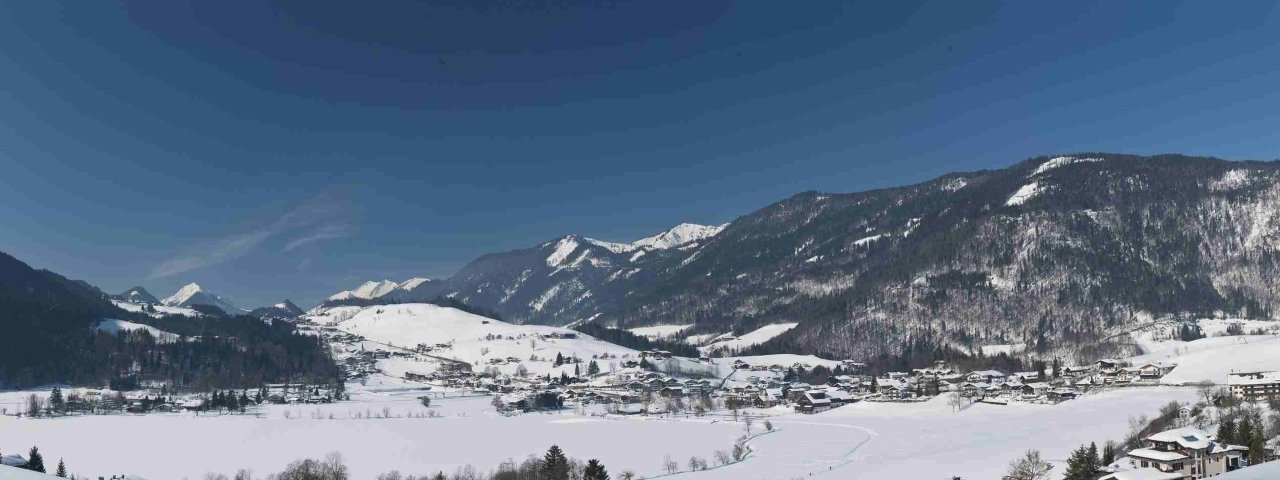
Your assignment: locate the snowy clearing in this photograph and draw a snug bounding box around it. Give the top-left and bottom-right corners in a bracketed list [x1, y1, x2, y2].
[627, 324, 694, 339]
[980, 343, 1026, 356]
[1129, 334, 1280, 384]
[1005, 182, 1042, 206]
[698, 323, 799, 354]
[94, 319, 180, 343]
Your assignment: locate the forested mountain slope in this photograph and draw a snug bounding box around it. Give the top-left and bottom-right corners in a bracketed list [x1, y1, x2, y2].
[311, 154, 1280, 362]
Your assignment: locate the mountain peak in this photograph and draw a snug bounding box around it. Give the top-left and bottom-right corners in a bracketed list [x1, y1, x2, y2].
[113, 286, 159, 304]
[162, 283, 204, 306]
[631, 222, 725, 250]
[396, 277, 432, 292]
[161, 283, 245, 313]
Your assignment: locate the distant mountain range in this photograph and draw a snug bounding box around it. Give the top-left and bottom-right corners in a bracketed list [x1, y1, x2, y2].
[108, 283, 300, 320]
[312, 222, 726, 323]
[316, 153, 1280, 361]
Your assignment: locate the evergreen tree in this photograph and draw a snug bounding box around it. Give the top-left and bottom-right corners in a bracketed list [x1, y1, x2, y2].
[587, 360, 600, 375]
[555, 352, 565, 367]
[542, 445, 569, 480]
[1087, 442, 1100, 472]
[49, 388, 65, 414]
[1218, 416, 1236, 445]
[583, 459, 609, 480]
[25, 446, 45, 473]
[1101, 441, 1117, 465]
[1061, 445, 1091, 480]
[55, 458, 67, 478]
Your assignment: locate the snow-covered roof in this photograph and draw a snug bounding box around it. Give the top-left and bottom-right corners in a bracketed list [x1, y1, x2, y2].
[825, 389, 853, 401]
[1146, 427, 1211, 450]
[803, 391, 830, 405]
[969, 370, 1005, 377]
[1099, 468, 1184, 480]
[1214, 461, 1280, 479]
[0, 456, 26, 468]
[1126, 448, 1188, 462]
[1227, 371, 1280, 386]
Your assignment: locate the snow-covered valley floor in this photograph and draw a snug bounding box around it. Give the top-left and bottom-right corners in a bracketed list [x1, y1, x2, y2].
[0, 378, 742, 480]
[1, 382, 1198, 480]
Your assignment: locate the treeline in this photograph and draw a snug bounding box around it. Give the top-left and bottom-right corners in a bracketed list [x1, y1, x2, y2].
[743, 333, 1035, 378]
[202, 445, 619, 480]
[573, 323, 698, 357]
[0, 250, 341, 390]
[93, 319, 342, 392]
[0, 445, 65, 477]
[0, 250, 122, 389]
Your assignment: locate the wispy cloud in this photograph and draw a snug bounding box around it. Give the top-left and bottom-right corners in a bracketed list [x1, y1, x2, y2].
[147, 192, 357, 279]
[284, 223, 354, 252]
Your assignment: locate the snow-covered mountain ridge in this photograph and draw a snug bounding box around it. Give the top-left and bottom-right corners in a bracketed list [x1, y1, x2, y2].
[312, 222, 726, 323]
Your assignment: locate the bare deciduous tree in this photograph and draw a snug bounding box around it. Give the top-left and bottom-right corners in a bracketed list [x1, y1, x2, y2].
[1004, 449, 1053, 480]
[662, 454, 678, 474]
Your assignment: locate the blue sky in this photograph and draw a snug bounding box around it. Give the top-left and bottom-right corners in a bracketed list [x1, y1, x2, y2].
[2, 1, 1279, 309]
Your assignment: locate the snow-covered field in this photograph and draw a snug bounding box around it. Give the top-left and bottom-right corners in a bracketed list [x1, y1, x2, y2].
[0, 383, 1201, 480]
[0, 380, 742, 480]
[698, 323, 798, 354]
[667, 387, 1200, 480]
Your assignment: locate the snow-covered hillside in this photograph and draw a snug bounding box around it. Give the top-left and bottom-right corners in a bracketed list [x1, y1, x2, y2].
[95, 319, 180, 343]
[698, 323, 799, 355]
[631, 223, 725, 250]
[112, 299, 202, 318]
[331, 303, 640, 377]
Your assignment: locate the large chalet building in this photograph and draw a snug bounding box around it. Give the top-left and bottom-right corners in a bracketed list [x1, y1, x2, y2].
[1226, 371, 1280, 401]
[1112, 427, 1246, 480]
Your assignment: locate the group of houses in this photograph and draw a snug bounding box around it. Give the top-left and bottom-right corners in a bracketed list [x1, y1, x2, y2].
[1071, 359, 1179, 387]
